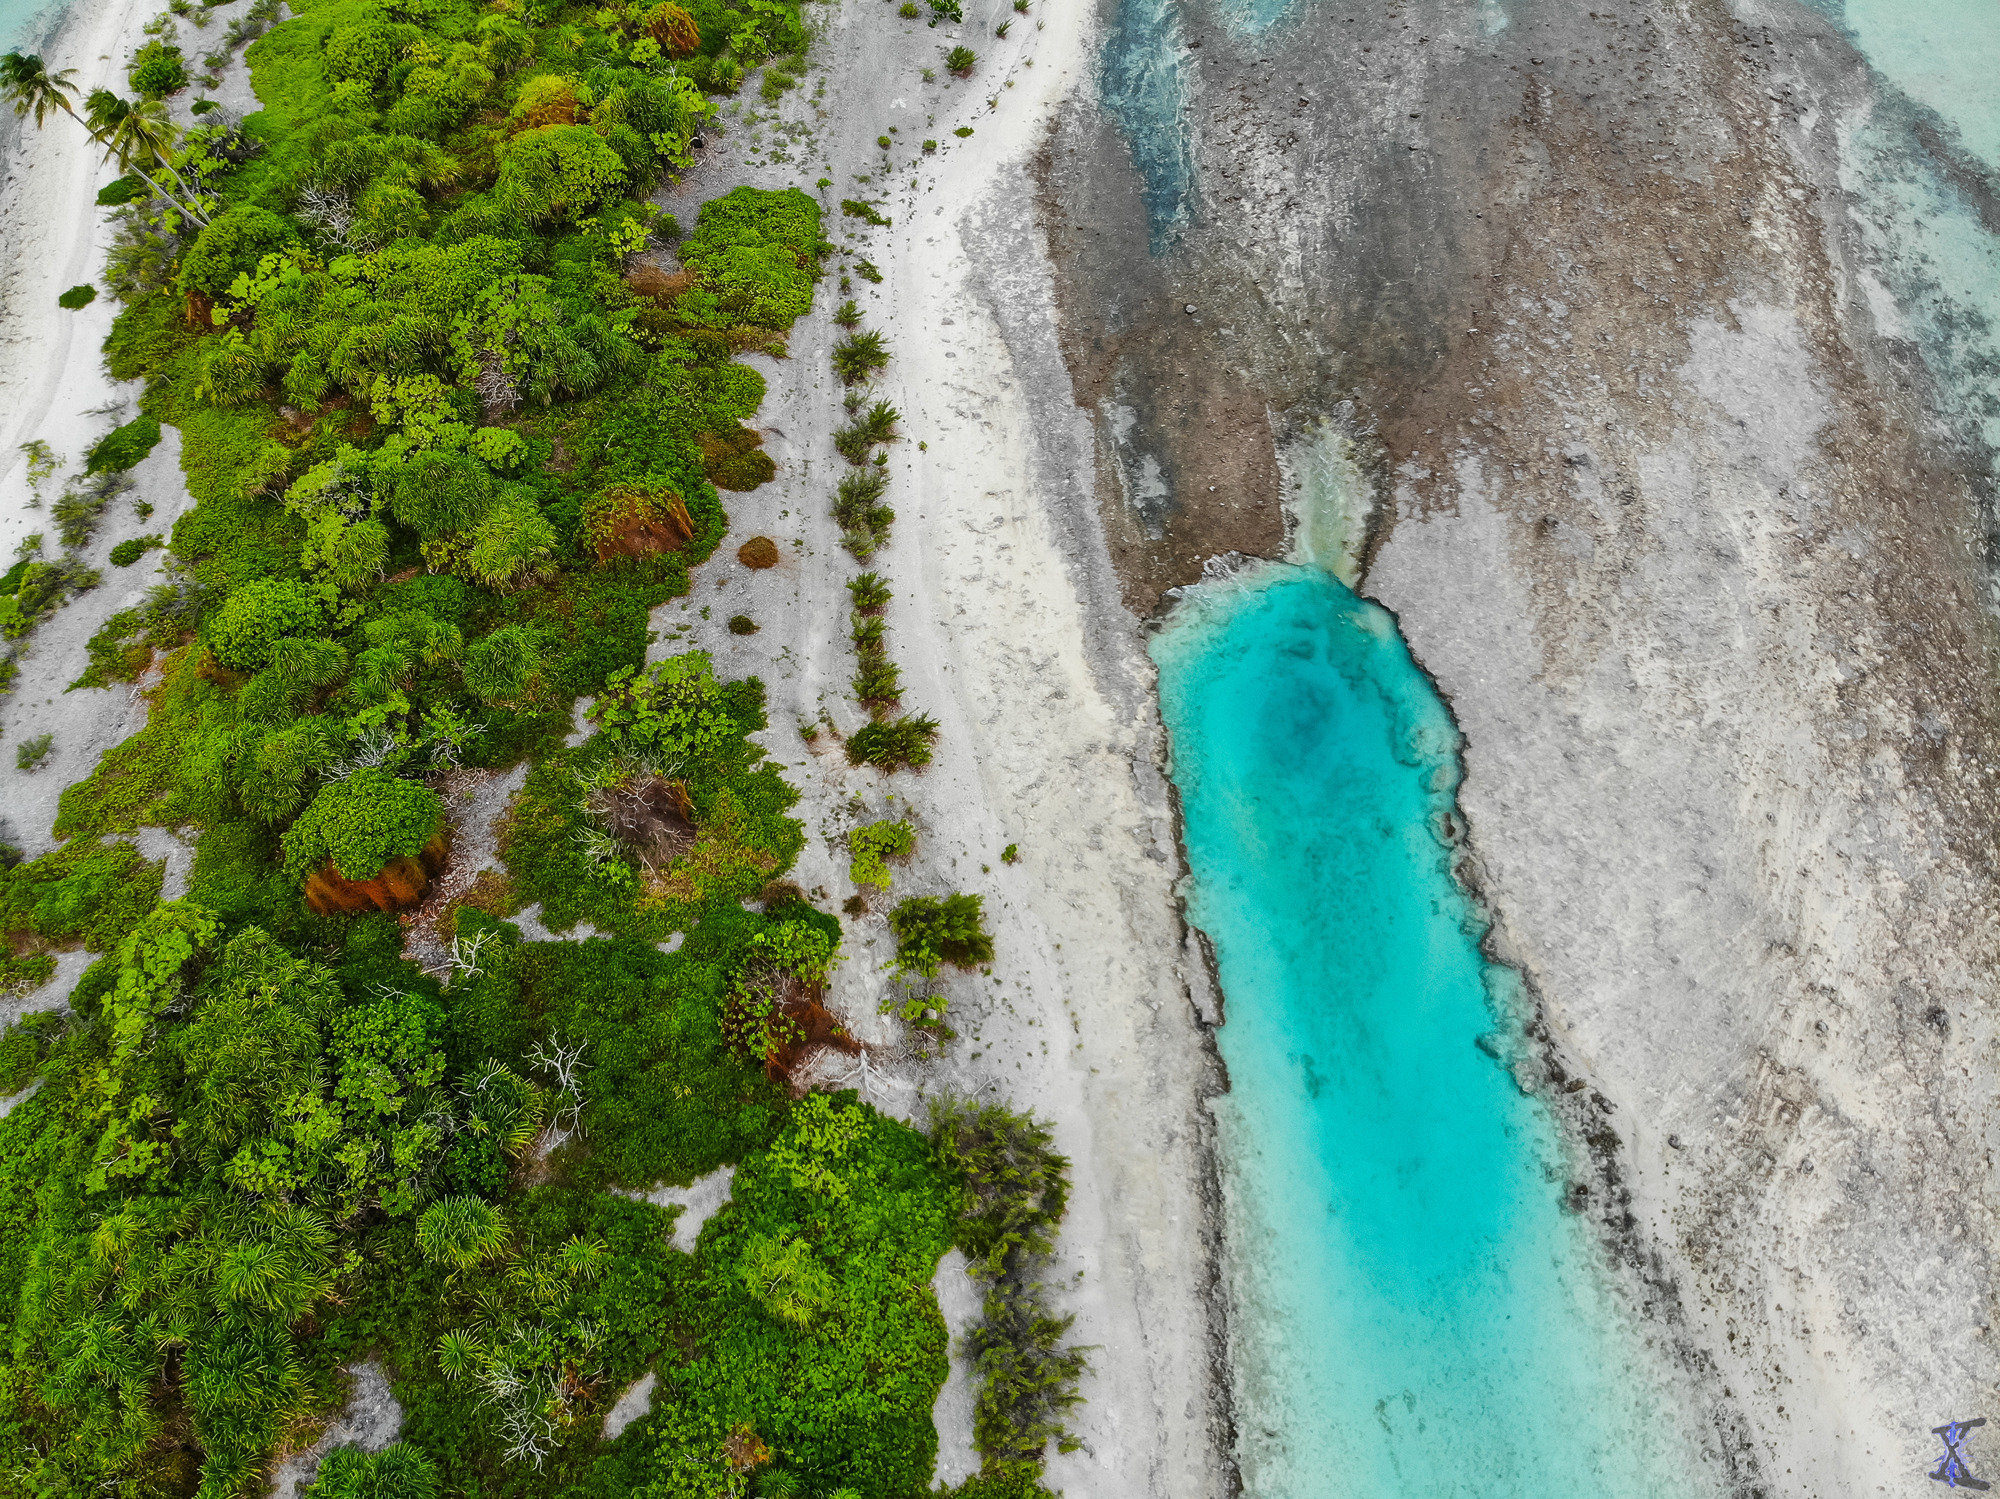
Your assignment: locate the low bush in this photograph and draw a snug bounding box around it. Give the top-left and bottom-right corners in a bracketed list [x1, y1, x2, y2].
[847, 572, 892, 613]
[87, 415, 161, 474]
[930, 1099, 1086, 1471]
[946, 45, 977, 76]
[56, 284, 96, 310]
[852, 657, 901, 709]
[728, 614, 759, 635]
[887, 892, 993, 977]
[840, 198, 892, 228]
[281, 769, 445, 884]
[738, 535, 780, 569]
[849, 819, 913, 889]
[128, 39, 189, 97]
[833, 470, 894, 557]
[108, 534, 163, 567]
[14, 734, 53, 772]
[847, 714, 938, 771]
[832, 330, 890, 384]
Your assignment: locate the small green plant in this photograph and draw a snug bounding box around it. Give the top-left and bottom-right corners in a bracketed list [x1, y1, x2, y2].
[18, 440, 59, 506]
[847, 713, 938, 771]
[876, 134, 891, 149]
[887, 892, 993, 977]
[850, 819, 915, 888]
[15, 734, 53, 772]
[841, 197, 893, 227]
[847, 572, 892, 613]
[852, 657, 902, 708]
[57, 284, 96, 309]
[833, 403, 899, 464]
[833, 472, 895, 557]
[927, 0, 962, 22]
[855, 258, 883, 283]
[833, 298, 863, 327]
[728, 614, 760, 635]
[953, 125, 974, 137]
[417, 1196, 510, 1273]
[96, 174, 143, 206]
[1001, 843, 1019, 864]
[899, 2, 919, 14]
[995, 19, 1011, 36]
[1014, 0, 1029, 11]
[832, 330, 891, 384]
[922, 138, 938, 152]
[947, 45, 976, 76]
[108, 533, 163, 567]
[304, 1444, 441, 1499]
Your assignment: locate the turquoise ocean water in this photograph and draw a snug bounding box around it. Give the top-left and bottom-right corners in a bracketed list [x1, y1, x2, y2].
[1, 0, 60, 50]
[1152, 568, 1701, 1498]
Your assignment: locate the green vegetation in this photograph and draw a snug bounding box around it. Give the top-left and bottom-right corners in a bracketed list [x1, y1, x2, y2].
[56, 283, 96, 309]
[128, 39, 190, 98]
[85, 414, 161, 473]
[0, 0, 1086, 1490]
[834, 470, 893, 558]
[832, 330, 890, 385]
[282, 769, 445, 882]
[847, 572, 891, 613]
[849, 819, 913, 889]
[946, 45, 976, 77]
[727, 613, 759, 634]
[108, 533, 164, 567]
[931, 1100, 1088, 1471]
[887, 893, 993, 978]
[841, 197, 891, 228]
[14, 732, 54, 771]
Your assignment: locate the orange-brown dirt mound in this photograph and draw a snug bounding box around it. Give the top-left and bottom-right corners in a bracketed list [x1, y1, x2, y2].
[737, 536, 779, 569]
[304, 832, 451, 917]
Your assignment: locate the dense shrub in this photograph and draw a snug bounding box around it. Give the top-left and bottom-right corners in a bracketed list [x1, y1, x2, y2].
[887, 892, 993, 977]
[86, 415, 161, 474]
[496, 125, 628, 224]
[281, 769, 445, 883]
[305, 1443, 440, 1499]
[128, 39, 189, 97]
[847, 714, 938, 771]
[206, 576, 325, 670]
[56, 283, 96, 309]
[176, 205, 293, 299]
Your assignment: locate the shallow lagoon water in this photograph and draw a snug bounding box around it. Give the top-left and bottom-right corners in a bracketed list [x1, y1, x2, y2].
[1153, 567, 1700, 1498]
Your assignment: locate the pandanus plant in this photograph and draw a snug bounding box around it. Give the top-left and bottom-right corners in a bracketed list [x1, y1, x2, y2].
[0, 51, 210, 225]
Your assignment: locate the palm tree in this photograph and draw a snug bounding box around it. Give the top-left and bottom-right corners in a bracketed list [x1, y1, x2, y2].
[85, 88, 210, 225]
[2, 55, 209, 225]
[0, 50, 78, 127]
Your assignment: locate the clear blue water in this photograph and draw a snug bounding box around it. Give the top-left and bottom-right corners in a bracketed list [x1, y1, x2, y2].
[0, 0, 62, 51]
[1817, 0, 2000, 460]
[1152, 567, 1700, 1498]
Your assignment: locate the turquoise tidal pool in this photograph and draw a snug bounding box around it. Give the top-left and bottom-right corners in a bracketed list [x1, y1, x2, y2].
[1152, 566, 1699, 1498]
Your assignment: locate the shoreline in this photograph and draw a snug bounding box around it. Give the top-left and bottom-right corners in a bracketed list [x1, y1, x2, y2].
[0, 0, 155, 548]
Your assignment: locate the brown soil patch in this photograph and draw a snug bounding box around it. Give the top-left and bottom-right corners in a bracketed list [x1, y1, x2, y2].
[304, 832, 450, 917]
